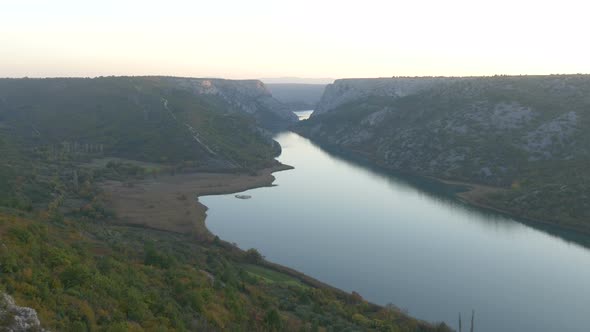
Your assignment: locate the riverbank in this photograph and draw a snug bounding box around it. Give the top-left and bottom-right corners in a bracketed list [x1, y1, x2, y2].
[100, 161, 448, 330]
[439, 177, 590, 237]
[101, 163, 293, 237]
[100, 161, 353, 289]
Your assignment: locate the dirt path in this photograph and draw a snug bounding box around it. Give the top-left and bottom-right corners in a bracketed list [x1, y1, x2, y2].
[101, 164, 293, 238]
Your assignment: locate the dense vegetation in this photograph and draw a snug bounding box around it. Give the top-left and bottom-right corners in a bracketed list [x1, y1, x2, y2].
[0, 210, 449, 331]
[296, 75, 590, 231]
[0, 77, 450, 331]
[0, 77, 281, 170]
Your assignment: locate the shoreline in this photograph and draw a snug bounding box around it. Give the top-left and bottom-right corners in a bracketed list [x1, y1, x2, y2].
[101, 163, 443, 328]
[101, 163, 293, 237]
[426, 176, 590, 237]
[293, 131, 590, 238]
[189, 164, 442, 328]
[101, 161, 442, 327]
[194, 163, 294, 238]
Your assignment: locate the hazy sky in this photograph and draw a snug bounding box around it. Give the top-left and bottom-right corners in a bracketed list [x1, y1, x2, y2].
[2, 0, 589, 79]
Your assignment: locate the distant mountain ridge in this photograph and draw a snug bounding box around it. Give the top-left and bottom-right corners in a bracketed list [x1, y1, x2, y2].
[296, 74, 590, 231]
[265, 83, 326, 111]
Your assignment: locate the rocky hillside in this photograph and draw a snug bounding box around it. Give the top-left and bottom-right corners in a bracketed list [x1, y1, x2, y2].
[296, 75, 590, 231]
[314, 77, 457, 115]
[0, 293, 47, 331]
[164, 77, 298, 129]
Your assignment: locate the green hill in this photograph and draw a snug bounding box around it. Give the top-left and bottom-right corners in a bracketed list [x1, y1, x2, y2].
[0, 77, 291, 170]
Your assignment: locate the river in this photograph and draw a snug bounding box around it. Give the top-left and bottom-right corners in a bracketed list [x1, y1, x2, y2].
[202, 131, 590, 332]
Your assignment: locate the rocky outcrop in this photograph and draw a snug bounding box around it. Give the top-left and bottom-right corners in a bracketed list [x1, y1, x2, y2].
[301, 75, 590, 182]
[164, 77, 298, 129]
[0, 293, 47, 332]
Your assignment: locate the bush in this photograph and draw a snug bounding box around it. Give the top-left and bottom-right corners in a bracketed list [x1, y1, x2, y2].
[264, 308, 282, 331]
[60, 264, 92, 289]
[144, 243, 174, 269]
[244, 248, 263, 263]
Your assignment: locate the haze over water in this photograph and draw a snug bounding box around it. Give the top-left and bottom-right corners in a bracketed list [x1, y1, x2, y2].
[203, 132, 590, 332]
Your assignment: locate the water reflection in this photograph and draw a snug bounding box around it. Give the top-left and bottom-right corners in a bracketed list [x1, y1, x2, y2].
[300, 134, 590, 250]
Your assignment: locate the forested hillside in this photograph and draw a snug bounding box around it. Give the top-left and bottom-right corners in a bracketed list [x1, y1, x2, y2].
[0, 77, 293, 170]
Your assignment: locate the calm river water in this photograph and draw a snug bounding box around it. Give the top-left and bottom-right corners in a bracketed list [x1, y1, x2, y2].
[202, 131, 590, 332]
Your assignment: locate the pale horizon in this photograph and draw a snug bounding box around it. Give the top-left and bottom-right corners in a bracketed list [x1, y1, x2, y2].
[2, 0, 590, 79]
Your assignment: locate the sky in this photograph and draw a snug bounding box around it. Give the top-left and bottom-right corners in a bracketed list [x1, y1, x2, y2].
[1, 0, 589, 80]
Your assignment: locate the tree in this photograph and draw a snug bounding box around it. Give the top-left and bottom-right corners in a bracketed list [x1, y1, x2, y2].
[244, 248, 263, 263]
